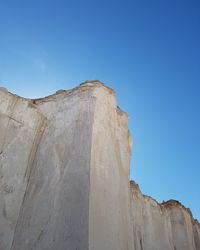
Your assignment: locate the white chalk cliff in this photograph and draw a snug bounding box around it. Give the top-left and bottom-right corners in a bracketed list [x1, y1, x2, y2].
[0, 81, 199, 250]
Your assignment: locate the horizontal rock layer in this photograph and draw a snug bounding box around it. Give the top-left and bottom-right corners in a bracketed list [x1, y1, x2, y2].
[0, 81, 199, 250]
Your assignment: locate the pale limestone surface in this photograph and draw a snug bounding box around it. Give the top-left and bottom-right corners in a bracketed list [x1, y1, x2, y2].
[89, 86, 132, 250]
[130, 181, 200, 250]
[0, 81, 199, 250]
[0, 89, 46, 250]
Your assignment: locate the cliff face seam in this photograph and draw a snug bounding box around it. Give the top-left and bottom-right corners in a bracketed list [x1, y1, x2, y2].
[23, 116, 47, 181]
[10, 115, 47, 250]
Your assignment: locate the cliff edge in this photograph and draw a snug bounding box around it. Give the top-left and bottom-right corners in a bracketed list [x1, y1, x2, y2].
[0, 81, 199, 250]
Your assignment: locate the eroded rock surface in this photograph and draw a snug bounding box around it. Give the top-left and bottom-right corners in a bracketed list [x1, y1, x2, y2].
[0, 81, 199, 250]
[130, 181, 200, 250]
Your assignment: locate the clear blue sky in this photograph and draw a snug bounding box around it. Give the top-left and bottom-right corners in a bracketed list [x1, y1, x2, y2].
[0, 0, 199, 220]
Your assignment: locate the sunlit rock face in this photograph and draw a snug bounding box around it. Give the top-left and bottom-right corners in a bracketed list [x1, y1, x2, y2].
[130, 181, 200, 250]
[0, 82, 199, 250]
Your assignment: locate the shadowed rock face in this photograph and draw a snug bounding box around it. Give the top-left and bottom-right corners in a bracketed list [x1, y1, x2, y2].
[0, 81, 199, 250]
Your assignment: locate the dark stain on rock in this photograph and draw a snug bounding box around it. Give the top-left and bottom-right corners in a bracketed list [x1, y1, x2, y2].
[140, 239, 143, 250]
[3, 184, 15, 194]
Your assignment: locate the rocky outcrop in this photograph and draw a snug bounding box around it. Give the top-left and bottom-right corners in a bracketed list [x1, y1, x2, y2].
[130, 181, 200, 250]
[0, 81, 199, 250]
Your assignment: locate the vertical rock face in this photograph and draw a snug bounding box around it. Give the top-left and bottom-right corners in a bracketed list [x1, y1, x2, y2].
[0, 88, 46, 250]
[0, 82, 199, 250]
[130, 181, 200, 250]
[89, 85, 132, 250]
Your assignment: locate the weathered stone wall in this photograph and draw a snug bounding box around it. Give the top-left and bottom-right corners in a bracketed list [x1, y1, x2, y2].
[89, 85, 132, 250]
[11, 85, 96, 250]
[130, 181, 200, 250]
[0, 82, 199, 250]
[0, 88, 46, 250]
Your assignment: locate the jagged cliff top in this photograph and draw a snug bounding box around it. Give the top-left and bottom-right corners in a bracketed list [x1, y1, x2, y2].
[130, 180, 200, 226]
[0, 80, 115, 102]
[0, 80, 128, 118]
